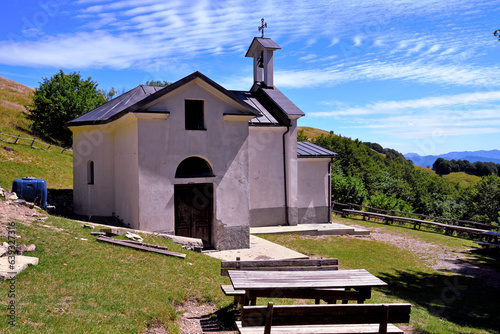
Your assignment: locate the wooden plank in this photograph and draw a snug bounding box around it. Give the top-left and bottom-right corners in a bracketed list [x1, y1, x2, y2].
[96, 237, 186, 259]
[120, 239, 169, 250]
[221, 284, 246, 296]
[222, 258, 338, 268]
[229, 269, 387, 290]
[474, 241, 500, 248]
[241, 303, 411, 327]
[221, 258, 338, 277]
[236, 322, 404, 334]
[221, 266, 338, 276]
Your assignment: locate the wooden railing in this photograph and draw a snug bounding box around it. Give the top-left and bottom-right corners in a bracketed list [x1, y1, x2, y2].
[0, 131, 72, 154]
[331, 201, 500, 232]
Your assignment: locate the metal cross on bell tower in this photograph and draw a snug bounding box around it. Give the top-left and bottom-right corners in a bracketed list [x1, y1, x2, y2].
[258, 18, 267, 38]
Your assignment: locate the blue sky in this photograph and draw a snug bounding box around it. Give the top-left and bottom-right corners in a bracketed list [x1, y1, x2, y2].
[1, 0, 500, 155]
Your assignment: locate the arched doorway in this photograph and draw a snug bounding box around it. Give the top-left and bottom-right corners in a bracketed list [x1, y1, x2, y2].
[174, 157, 214, 249]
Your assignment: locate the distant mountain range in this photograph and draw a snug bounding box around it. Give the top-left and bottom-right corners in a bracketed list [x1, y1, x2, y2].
[405, 150, 500, 168]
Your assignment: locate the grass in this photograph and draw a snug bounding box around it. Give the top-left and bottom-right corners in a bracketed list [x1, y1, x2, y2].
[443, 172, 481, 187]
[261, 216, 500, 334]
[0, 76, 73, 189]
[0, 215, 233, 333]
[297, 126, 331, 140]
[1, 209, 499, 333]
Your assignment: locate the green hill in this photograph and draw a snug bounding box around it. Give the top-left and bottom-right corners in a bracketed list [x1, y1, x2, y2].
[443, 172, 481, 187]
[300, 128, 499, 224]
[0, 76, 72, 189]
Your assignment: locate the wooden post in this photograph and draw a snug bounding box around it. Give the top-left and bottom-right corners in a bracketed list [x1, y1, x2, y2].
[47, 144, 51, 151]
[31, 138, 36, 148]
[263, 302, 273, 334]
[379, 304, 389, 334]
[14, 134, 20, 144]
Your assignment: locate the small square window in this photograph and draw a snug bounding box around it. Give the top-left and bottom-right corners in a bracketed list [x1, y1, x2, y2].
[185, 100, 205, 130]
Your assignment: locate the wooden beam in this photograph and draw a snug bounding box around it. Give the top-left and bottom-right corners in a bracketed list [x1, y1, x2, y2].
[97, 236, 185, 259]
[121, 239, 170, 250]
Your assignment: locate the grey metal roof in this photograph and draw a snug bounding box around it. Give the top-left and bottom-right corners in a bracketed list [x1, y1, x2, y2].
[231, 90, 280, 125]
[67, 72, 261, 126]
[260, 86, 305, 117]
[297, 141, 337, 158]
[245, 37, 281, 57]
[67, 85, 164, 125]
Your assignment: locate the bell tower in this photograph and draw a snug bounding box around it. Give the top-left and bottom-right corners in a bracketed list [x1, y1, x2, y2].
[245, 19, 281, 88]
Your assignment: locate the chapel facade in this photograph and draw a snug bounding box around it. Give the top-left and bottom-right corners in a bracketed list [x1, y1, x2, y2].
[68, 36, 336, 250]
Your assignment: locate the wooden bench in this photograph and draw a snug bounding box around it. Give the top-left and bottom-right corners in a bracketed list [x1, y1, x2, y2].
[475, 231, 500, 248]
[221, 257, 339, 305]
[236, 302, 411, 334]
[474, 241, 500, 248]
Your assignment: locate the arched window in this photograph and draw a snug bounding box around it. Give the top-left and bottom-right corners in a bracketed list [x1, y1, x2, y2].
[175, 157, 214, 178]
[87, 161, 94, 184]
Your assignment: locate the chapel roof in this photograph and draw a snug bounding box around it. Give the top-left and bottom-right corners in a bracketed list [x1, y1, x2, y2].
[67, 71, 261, 126]
[297, 141, 338, 158]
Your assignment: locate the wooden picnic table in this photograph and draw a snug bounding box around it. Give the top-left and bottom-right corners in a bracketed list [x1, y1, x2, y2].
[228, 269, 387, 305]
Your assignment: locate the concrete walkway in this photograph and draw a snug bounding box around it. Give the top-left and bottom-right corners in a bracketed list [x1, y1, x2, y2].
[250, 222, 369, 236]
[206, 222, 369, 261]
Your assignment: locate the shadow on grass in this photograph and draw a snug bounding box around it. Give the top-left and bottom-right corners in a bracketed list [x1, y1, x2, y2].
[378, 269, 500, 333]
[200, 304, 239, 332]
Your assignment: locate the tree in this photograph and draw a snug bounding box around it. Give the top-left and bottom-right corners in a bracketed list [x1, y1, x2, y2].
[464, 175, 500, 224]
[100, 87, 118, 101]
[145, 80, 171, 87]
[494, 29, 500, 41]
[27, 70, 106, 147]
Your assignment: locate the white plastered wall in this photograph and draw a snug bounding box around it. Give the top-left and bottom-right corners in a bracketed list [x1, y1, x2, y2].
[71, 125, 115, 216]
[135, 80, 251, 249]
[297, 157, 331, 224]
[113, 117, 140, 227]
[248, 126, 287, 226]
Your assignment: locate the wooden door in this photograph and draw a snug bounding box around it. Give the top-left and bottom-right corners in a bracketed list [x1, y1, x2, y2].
[174, 184, 213, 248]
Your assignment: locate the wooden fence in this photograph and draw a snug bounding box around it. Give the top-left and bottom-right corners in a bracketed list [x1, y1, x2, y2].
[331, 201, 500, 234]
[0, 131, 72, 154]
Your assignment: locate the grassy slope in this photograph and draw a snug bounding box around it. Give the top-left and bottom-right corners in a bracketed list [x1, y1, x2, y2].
[0, 76, 72, 189]
[0, 215, 232, 333]
[297, 126, 330, 141]
[444, 172, 481, 187]
[2, 212, 497, 333]
[299, 126, 480, 186]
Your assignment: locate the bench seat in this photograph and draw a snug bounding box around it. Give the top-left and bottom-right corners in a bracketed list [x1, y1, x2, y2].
[474, 241, 500, 248]
[235, 322, 404, 334]
[221, 284, 246, 304]
[236, 302, 411, 334]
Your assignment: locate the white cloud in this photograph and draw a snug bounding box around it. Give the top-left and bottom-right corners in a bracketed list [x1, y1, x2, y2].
[311, 91, 500, 117]
[276, 60, 500, 89]
[353, 35, 365, 47]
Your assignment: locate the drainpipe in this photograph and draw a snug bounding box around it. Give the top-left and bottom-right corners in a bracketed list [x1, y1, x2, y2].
[328, 158, 333, 223]
[282, 126, 290, 225]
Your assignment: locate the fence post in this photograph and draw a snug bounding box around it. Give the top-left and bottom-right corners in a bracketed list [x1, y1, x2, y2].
[14, 134, 20, 144]
[47, 144, 51, 151]
[31, 138, 36, 148]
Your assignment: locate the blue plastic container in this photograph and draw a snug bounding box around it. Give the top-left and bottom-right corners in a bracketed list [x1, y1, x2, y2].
[11, 177, 47, 209]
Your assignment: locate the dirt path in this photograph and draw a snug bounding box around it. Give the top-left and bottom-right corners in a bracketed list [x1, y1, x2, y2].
[365, 225, 500, 289]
